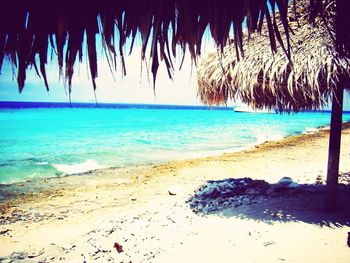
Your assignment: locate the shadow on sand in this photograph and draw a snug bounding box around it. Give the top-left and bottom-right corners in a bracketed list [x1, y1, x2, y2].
[187, 174, 350, 228]
[217, 193, 350, 228]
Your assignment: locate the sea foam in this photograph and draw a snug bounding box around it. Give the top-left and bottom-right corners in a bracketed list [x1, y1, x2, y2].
[254, 128, 285, 144]
[303, 127, 319, 134]
[53, 159, 103, 175]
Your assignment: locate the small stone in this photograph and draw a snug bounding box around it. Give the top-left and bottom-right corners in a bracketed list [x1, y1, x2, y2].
[278, 177, 294, 186]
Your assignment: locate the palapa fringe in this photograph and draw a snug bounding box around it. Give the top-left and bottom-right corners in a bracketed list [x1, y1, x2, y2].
[0, 0, 294, 94]
[197, 0, 350, 112]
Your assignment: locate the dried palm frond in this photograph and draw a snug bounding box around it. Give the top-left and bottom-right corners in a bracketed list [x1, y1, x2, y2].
[0, 0, 297, 95]
[197, 0, 350, 112]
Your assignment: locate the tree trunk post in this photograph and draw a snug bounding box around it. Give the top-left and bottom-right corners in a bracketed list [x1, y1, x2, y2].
[324, 85, 344, 212]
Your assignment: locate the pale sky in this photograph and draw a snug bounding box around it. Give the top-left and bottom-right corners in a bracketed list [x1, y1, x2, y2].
[0, 41, 217, 106]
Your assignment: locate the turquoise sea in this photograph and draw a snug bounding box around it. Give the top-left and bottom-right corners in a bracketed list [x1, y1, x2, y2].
[1, 101, 349, 184]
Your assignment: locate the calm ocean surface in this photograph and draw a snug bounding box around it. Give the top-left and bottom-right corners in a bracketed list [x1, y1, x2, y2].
[1, 101, 349, 184]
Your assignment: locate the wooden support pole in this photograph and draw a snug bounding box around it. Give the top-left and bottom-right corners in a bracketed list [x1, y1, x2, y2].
[324, 85, 344, 212]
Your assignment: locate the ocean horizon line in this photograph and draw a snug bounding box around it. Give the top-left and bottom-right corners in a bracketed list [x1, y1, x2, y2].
[0, 101, 342, 113]
[0, 101, 232, 111]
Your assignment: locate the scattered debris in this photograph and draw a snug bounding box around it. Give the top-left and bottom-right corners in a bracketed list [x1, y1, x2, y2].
[114, 242, 124, 253]
[263, 241, 275, 247]
[168, 190, 176, 196]
[0, 229, 10, 235]
[168, 185, 181, 196]
[28, 249, 45, 258]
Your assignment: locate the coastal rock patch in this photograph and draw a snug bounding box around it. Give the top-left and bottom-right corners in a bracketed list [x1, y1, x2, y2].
[187, 178, 269, 213]
[187, 177, 350, 214]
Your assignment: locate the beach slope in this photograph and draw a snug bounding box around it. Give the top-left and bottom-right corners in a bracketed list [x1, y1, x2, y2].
[1, 125, 350, 262]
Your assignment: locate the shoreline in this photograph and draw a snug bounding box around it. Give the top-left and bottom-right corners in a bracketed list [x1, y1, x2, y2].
[1, 122, 350, 261]
[0, 122, 332, 189]
[0, 122, 340, 209]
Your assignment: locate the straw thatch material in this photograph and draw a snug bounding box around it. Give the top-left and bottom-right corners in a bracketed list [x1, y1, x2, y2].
[0, 0, 297, 95]
[197, 1, 350, 112]
[3, 0, 349, 96]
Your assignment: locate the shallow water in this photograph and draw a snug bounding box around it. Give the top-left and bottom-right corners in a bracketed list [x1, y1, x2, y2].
[0, 102, 348, 184]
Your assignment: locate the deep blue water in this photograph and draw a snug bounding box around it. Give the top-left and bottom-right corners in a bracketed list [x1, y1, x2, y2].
[0, 101, 348, 184]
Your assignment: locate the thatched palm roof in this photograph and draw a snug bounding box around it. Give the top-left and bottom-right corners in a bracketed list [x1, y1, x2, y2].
[0, 1, 348, 96]
[0, 0, 290, 94]
[197, 1, 350, 112]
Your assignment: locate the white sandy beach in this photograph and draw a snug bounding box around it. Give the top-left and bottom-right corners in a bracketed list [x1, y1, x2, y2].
[1, 125, 350, 262]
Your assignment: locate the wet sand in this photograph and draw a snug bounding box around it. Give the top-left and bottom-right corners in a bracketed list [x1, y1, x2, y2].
[1, 124, 350, 262]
